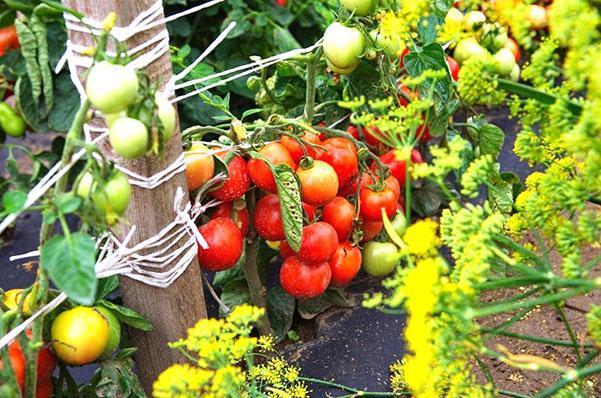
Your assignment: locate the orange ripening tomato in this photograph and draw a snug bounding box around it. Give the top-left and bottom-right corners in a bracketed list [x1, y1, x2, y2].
[184, 142, 215, 192]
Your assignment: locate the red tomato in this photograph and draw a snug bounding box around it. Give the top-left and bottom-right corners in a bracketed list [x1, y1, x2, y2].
[360, 219, 383, 242]
[247, 143, 294, 193]
[297, 160, 339, 206]
[0, 26, 19, 57]
[359, 186, 397, 222]
[400, 47, 410, 68]
[276, 0, 287, 6]
[281, 222, 338, 263]
[338, 175, 360, 197]
[0, 336, 57, 395]
[36, 379, 52, 398]
[446, 56, 460, 81]
[361, 172, 401, 199]
[211, 201, 250, 237]
[398, 84, 418, 107]
[363, 126, 383, 146]
[280, 240, 296, 259]
[254, 194, 286, 241]
[346, 125, 360, 139]
[329, 242, 362, 286]
[504, 38, 521, 62]
[378, 149, 423, 186]
[210, 154, 250, 201]
[280, 131, 321, 164]
[197, 217, 243, 271]
[318, 137, 359, 188]
[280, 256, 331, 298]
[303, 202, 317, 222]
[417, 123, 431, 142]
[322, 197, 356, 242]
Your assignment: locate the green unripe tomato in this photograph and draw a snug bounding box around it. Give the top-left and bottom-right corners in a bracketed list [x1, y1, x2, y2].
[510, 64, 521, 82]
[326, 58, 359, 75]
[362, 241, 400, 277]
[96, 307, 121, 359]
[92, 171, 131, 225]
[155, 92, 176, 141]
[104, 111, 127, 128]
[463, 11, 486, 31]
[323, 22, 365, 70]
[76, 172, 94, 198]
[247, 76, 261, 91]
[493, 48, 517, 76]
[454, 38, 488, 65]
[0, 102, 26, 138]
[340, 0, 375, 16]
[86, 61, 139, 114]
[109, 116, 149, 159]
[370, 29, 402, 58]
[492, 27, 508, 52]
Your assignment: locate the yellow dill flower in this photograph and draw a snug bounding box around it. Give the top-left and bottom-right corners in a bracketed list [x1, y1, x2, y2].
[402, 219, 441, 256]
[257, 335, 275, 352]
[153, 364, 212, 398]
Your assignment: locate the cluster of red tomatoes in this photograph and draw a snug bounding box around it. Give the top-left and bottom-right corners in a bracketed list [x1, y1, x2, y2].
[186, 125, 424, 299]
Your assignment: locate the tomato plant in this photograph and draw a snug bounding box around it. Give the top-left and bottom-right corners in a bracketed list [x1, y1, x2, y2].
[322, 196, 356, 242]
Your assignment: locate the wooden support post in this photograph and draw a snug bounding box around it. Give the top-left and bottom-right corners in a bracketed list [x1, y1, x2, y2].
[62, 0, 208, 392]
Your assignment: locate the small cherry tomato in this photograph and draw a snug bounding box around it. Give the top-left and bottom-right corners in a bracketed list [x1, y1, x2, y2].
[329, 242, 362, 286]
[0, 26, 19, 57]
[359, 186, 397, 222]
[254, 194, 286, 241]
[108, 116, 149, 159]
[280, 256, 331, 298]
[211, 201, 250, 237]
[361, 172, 401, 199]
[185, 142, 215, 192]
[296, 160, 339, 206]
[446, 56, 460, 81]
[322, 197, 356, 242]
[323, 22, 365, 73]
[197, 217, 243, 271]
[280, 131, 321, 164]
[360, 219, 383, 242]
[85, 61, 139, 114]
[504, 38, 521, 62]
[210, 154, 250, 201]
[318, 137, 359, 188]
[378, 149, 423, 186]
[248, 142, 295, 193]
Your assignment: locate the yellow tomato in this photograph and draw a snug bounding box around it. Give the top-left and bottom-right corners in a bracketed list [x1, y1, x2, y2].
[3, 289, 34, 315]
[184, 142, 215, 192]
[51, 307, 109, 365]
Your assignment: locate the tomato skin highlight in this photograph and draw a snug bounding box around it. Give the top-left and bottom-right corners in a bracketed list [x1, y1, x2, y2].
[280, 132, 321, 164]
[322, 197, 356, 242]
[280, 256, 331, 298]
[210, 154, 250, 201]
[296, 160, 339, 207]
[329, 242, 362, 286]
[211, 201, 250, 237]
[359, 186, 398, 222]
[51, 306, 110, 366]
[197, 217, 243, 271]
[318, 137, 359, 188]
[254, 194, 286, 241]
[185, 142, 215, 192]
[248, 142, 295, 193]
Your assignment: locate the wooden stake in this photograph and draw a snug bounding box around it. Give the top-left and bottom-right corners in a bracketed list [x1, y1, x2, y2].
[61, 0, 208, 392]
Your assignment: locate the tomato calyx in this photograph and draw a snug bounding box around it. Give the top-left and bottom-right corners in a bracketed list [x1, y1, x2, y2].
[298, 156, 315, 170]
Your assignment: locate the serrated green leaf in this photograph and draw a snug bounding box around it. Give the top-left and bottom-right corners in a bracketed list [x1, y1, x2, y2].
[297, 289, 349, 320]
[478, 123, 505, 158]
[267, 286, 295, 342]
[98, 300, 153, 332]
[273, 164, 303, 252]
[40, 233, 97, 305]
[55, 192, 81, 214]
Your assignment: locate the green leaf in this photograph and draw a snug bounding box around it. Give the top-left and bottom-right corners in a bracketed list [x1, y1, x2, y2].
[95, 276, 119, 301]
[273, 26, 301, 52]
[477, 123, 505, 158]
[241, 108, 262, 121]
[267, 286, 295, 342]
[411, 180, 445, 217]
[273, 164, 303, 252]
[14, 20, 41, 106]
[48, 73, 79, 132]
[213, 247, 246, 287]
[40, 233, 97, 305]
[2, 190, 26, 214]
[500, 172, 524, 201]
[287, 330, 300, 342]
[404, 42, 453, 102]
[98, 300, 153, 332]
[55, 192, 81, 214]
[92, 351, 145, 398]
[297, 289, 349, 320]
[488, 177, 514, 215]
[219, 279, 251, 317]
[417, 15, 443, 45]
[30, 14, 53, 115]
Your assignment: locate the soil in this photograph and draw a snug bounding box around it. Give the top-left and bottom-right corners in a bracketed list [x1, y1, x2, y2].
[476, 238, 601, 396]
